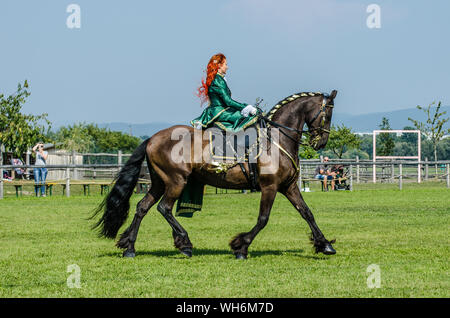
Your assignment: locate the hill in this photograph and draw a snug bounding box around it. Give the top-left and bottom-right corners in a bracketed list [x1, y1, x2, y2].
[95, 106, 450, 136]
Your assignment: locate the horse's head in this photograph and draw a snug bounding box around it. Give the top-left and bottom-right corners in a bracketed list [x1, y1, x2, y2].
[305, 90, 337, 150]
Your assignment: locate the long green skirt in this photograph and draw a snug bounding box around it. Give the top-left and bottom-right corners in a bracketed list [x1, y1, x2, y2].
[175, 176, 205, 217]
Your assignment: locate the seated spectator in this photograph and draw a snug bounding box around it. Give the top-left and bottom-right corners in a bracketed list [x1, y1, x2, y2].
[314, 157, 335, 191]
[331, 164, 345, 185]
[11, 158, 25, 179]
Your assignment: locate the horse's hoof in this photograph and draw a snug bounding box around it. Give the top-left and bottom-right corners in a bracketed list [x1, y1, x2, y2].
[235, 253, 247, 260]
[123, 250, 135, 258]
[181, 248, 192, 258]
[322, 243, 336, 255]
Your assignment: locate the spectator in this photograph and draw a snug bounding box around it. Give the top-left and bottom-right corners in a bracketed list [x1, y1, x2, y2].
[11, 158, 25, 179]
[314, 157, 335, 191]
[32, 142, 48, 197]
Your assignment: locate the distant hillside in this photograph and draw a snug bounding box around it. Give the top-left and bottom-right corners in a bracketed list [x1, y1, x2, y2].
[96, 106, 450, 137]
[332, 105, 450, 133]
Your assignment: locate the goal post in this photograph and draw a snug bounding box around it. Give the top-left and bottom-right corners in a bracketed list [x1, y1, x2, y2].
[372, 130, 421, 183]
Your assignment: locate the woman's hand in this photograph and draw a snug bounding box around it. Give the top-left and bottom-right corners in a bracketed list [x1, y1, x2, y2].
[241, 105, 257, 117]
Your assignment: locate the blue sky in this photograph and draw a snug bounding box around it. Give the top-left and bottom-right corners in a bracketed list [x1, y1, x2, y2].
[0, 0, 449, 127]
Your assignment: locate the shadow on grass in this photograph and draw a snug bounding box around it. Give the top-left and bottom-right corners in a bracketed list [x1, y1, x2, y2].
[98, 248, 330, 260]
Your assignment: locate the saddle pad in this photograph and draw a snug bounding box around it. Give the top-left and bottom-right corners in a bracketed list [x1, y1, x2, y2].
[208, 125, 262, 162]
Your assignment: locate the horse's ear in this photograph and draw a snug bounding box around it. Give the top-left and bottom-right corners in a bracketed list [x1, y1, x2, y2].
[329, 90, 338, 101]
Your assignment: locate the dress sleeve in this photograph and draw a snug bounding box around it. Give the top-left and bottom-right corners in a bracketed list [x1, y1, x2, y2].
[209, 81, 247, 111]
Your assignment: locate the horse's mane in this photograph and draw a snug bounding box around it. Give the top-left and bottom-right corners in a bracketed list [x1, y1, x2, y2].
[266, 92, 325, 120]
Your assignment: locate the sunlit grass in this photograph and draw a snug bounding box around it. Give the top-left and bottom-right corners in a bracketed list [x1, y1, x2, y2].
[0, 183, 448, 297]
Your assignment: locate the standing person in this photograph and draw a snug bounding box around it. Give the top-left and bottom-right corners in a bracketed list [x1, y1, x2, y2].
[32, 142, 48, 197]
[314, 157, 335, 191]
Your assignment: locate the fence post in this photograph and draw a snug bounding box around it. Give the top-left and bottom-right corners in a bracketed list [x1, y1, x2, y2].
[26, 150, 31, 180]
[66, 167, 71, 197]
[399, 163, 403, 190]
[447, 164, 450, 189]
[118, 150, 122, 175]
[391, 159, 395, 184]
[72, 151, 77, 180]
[425, 157, 428, 181]
[349, 164, 353, 191]
[298, 163, 302, 191]
[356, 156, 360, 183]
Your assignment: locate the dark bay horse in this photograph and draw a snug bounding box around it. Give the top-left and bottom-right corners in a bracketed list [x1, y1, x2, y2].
[92, 90, 338, 259]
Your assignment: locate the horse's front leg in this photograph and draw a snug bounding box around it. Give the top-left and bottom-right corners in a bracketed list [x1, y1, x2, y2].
[229, 185, 277, 259]
[282, 182, 336, 255]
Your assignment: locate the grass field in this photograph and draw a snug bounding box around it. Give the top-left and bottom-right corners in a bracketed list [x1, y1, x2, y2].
[0, 182, 448, 298]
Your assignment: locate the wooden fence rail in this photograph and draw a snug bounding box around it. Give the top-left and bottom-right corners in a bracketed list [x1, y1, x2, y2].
[1, 160, 449, 199]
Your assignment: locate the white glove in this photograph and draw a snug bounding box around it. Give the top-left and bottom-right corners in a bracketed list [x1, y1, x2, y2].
[194, 122, 203, 129]
[241, 105, 257, 117]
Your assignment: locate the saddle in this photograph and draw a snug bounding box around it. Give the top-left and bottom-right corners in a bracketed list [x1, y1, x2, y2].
[207, 119, 266, 191]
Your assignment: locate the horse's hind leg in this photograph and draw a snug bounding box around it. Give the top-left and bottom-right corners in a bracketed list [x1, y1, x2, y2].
[117, 177, 164, 257]
[282, 182, 336, 255]
[157, 180, 193, 257]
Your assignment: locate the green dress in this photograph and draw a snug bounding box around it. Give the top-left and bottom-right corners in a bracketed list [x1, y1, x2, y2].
[191, 73, 258, 132]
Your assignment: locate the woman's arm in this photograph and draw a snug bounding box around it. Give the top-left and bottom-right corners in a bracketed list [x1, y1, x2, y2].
[209, 82, 247, 111]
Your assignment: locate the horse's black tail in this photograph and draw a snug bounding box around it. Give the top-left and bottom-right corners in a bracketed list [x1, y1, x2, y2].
[90, 139, 149, 239]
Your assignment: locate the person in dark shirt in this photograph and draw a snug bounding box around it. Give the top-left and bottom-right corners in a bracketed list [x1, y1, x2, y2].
[314, 157, 335, 191]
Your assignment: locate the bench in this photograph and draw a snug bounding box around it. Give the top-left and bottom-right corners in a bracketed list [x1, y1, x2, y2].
[6, 179, 152, 197]
[300, 177, 348, 192]
[8, 180, 59, 197]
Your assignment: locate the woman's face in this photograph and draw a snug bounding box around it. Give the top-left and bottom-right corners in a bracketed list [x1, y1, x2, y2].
[218, 59, 228, 74]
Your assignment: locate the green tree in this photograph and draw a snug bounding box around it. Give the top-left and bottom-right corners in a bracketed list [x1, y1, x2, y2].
[377, 117, 395, 156]
[299, 134, 319, 159]
[325, 124, 360, 159]
[408, 101, 450, 174]
[52, 122, 95, 153]
[0, 80, 51, 156]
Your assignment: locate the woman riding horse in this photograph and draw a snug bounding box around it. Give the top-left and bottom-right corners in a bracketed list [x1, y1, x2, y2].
[191, 53, 258, 131]
[92, 55, 338, 260]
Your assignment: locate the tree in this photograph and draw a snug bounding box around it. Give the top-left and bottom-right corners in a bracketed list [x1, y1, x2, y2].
[50, 122, 142, 154]
[377, 117, 395, 156]
[325, 124, 360, 159]
[0, 80, 51, 156]
[52, 122, 95, 153]
[299, 134, 319, 159]
[408, 101, 450, 174]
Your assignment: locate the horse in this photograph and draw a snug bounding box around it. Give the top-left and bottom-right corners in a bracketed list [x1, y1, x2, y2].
[91, 90, 338, 259]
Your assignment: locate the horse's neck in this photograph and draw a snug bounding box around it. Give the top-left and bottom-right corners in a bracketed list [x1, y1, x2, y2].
[270, 100, 305, 147]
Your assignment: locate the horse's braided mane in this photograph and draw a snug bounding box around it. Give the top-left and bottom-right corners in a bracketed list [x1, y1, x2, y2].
[266, 92, 325, 120]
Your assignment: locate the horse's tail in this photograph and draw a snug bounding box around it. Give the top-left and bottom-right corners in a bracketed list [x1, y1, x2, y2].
[90, 139, 149, 239]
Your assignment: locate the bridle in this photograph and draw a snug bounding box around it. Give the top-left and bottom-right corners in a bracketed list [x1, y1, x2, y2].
[258, 96, 334, 146]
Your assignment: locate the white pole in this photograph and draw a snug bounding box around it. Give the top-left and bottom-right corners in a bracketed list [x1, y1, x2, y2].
[66, 167, 70, 197]
[356, 156, 360, 184]
[418, 131, 421, 183]
[373, 132, 376, 183]
[399, 164, 403, 190]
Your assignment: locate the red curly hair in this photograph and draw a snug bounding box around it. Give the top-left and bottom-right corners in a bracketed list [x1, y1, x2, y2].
[197, 53, 226, 105]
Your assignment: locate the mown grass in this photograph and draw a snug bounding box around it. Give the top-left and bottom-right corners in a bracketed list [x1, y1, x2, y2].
[0, 183, 448, 298]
